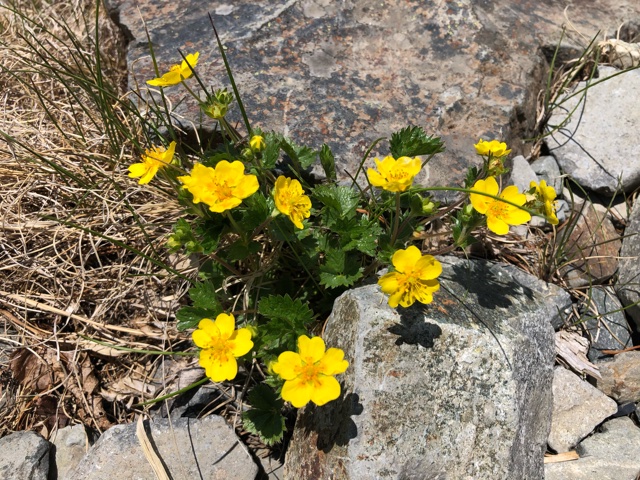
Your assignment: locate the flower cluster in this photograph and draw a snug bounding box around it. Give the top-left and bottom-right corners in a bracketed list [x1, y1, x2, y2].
[367, 155, 422, 192]
[177, 161, 259, 213]
[273, 176, 312, 229]
[529, 180, 559, 225]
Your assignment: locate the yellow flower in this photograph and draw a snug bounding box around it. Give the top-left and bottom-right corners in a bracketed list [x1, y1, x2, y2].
[249, 135, 266, 152]
[470, 176, 531, 235]
[271, 335, 348, 408]
[474, 139, 511, 158]
[192, 313, 254, 382]
[367, 156, 422, 192]
[177, 161, 259, 213]
[128, 141, 176, 185]
[147, 52, 200, 87]
[273, 176, 311, 229]
[378, 245, 442, 308]
[530, 180, 559, 225]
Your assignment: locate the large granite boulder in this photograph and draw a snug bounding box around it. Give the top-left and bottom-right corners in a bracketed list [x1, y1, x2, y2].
[104, 0, 640, 199]
[285, 256, 558, 479]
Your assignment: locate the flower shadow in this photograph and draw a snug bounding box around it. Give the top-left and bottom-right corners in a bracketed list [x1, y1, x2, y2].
[388, 310, 442, 349]
[297, 389, 363, 454]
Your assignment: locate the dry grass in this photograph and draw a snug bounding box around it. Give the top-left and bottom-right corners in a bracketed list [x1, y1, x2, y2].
[0, 0, 198, 438]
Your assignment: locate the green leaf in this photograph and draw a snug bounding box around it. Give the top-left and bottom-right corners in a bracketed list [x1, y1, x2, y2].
[227, 240, 261, 261]
[319, 143, 337, 182]
[313, 184, 360, 219]
[259, 294, 314, 325]
[242, 192, 271, 232]
[389, 126, 445, 158]
[257, 295, 314, 355]
[189, 281, 222, 311]
[280, 137, 317, 170]
[201, 151, 237, 168]
[262, 132, 283, 170]
[319, 248, 363, 288]
[242, 384, 286, 446]
[176, 306, 221, 331]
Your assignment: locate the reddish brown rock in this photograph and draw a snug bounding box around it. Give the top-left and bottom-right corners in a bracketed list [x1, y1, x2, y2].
[596, 351, 640, 404]
[104, 0, 640, 200]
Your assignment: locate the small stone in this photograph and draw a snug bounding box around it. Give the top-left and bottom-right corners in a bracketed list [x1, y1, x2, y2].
[558, 201, 621, 288]
[546, 66, 640, 195]
[579, 286, 632, 361]
[50, 424, 95, 479]
[508, 155, 538, 192]
[531, 155, 563, 194]
[67, 416, 258, 480]
[0, 431, 51, 480]
[595, 351, 640, 404]
[546, 417, 640, 480]
[547, 366, 617, 453]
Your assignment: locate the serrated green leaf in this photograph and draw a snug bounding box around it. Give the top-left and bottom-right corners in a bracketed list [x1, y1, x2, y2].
[227, 240, 261, 261]
[259, 295, 314, 325]
[176, 306, 221, 331]
[262, 132, 283, 169]
[313, 184, 360, 219]
[242, 192, 271, 232]
[389, 126, 445, 158]
[257, 295, 314, 355]
[319, 143, 337, 182]
[201, 151, 237, 168]
[280, 137, 317, 170]
[319, 249, 363, 288]
[188, 281, 222, 310]
[242, 384, 285, 445]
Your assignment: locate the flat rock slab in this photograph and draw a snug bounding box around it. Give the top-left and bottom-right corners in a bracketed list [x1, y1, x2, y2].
[68, 415, 258, 480]
[105, 0, 640, 197]
[547, 366, 617, 453]
[547, 66, 640, 195]
[546, 417, 640, 480]
[0, 431, 51, 480]
[616, 199, 640, 330]
[285, 256, 557, 479]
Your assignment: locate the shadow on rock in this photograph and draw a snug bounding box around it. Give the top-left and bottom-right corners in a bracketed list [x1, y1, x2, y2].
[297, 390, 363, 454]
[390, 309, 442, 349]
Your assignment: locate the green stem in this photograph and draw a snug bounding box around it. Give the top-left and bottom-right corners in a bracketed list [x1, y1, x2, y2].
[226, 211, 247, 244]
[390, 192, 401, 246]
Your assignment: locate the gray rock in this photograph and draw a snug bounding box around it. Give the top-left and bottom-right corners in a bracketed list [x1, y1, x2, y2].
[285, 256, 555, 479]
[547, 366, 617, 453]
[546, 66, 640, 195]
[104, 0, 640, 202]
[579, 286, 632, 361]
[531, 155, 563, 194]
[0, 431, 51, 480]
[68, 415, 257, 480]
[558, 201, 621, 288]
[50, 424, 94, 479]
[546, 417, 640, 480]
[508, 155, 538, 193]
[616, 199, 640, 330]
[555, 199, 570, 224]
[595, 351, 640, 404]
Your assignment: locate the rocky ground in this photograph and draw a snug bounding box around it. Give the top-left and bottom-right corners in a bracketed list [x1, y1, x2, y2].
[2, 0, 640, 479]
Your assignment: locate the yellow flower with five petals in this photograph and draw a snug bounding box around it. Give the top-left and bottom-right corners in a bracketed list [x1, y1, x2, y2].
[192, 313, 254, 382]
[470, 176, 531, 235]
[273, 176, 311, 229]
[378, 245, 442, 308]
[474, 139, 511, 158]
[147, 52, 200, 87]
[128, 141, 176, 185]
[271, 335, 348, 408]
[367, 156, 422, 192]
[177, 161, 259, 213]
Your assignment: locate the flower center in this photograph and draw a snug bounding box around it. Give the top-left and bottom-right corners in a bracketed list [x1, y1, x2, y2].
[205, 339, 234, 363]
[387, 169, 410, 182]
[211, 180, 234, 200]
[487, 200, 509, 219]
[296, 360, 323, 385]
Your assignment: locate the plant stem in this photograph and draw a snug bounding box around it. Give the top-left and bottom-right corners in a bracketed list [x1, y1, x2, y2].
[390, 192, 401, 246]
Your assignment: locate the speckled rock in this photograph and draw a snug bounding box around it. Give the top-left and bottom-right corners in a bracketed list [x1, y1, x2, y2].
[0, 431, 51, 480]
[547, 366, 617, 453]
[617, 199, 640, 330]
[50, 424, 95, 479]
[546, 417, 640, 480]
[104, 0, 640, 200]
[558, 201, 621, 288]
[596, 351, 640, 404]
[67, 415, 258, 480]
[285, 256, 556, 479]
[508, 155, 538, 193]
[580, 286, 632, 361]
[546, 66, 640, 195]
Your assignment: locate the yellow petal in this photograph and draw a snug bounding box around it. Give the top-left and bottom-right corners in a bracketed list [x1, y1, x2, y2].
[298, 336, 326, 363]
[230, 328, 254, 357]
[318, 348, 349, 375]
[378, 272, 399, 295]
[310, 375, 342, 406]
[504, 207, 531, 225]
[281, 377, 313, 408]
[272, 351, 302, 380]
[470, 177, 499, 214]
[214, 313, 235, 339]
[234, 174, 259, 199]
[391, 245, 422, 273]
[366, 168, 386, 188]
[387, 290, 403, 308]
[487, 215, 510, 235]
[414, 255, 442, 280]
[202, 353, 238, 382]
[128, 163, 148, 178]
[500, 186, 526, 206]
